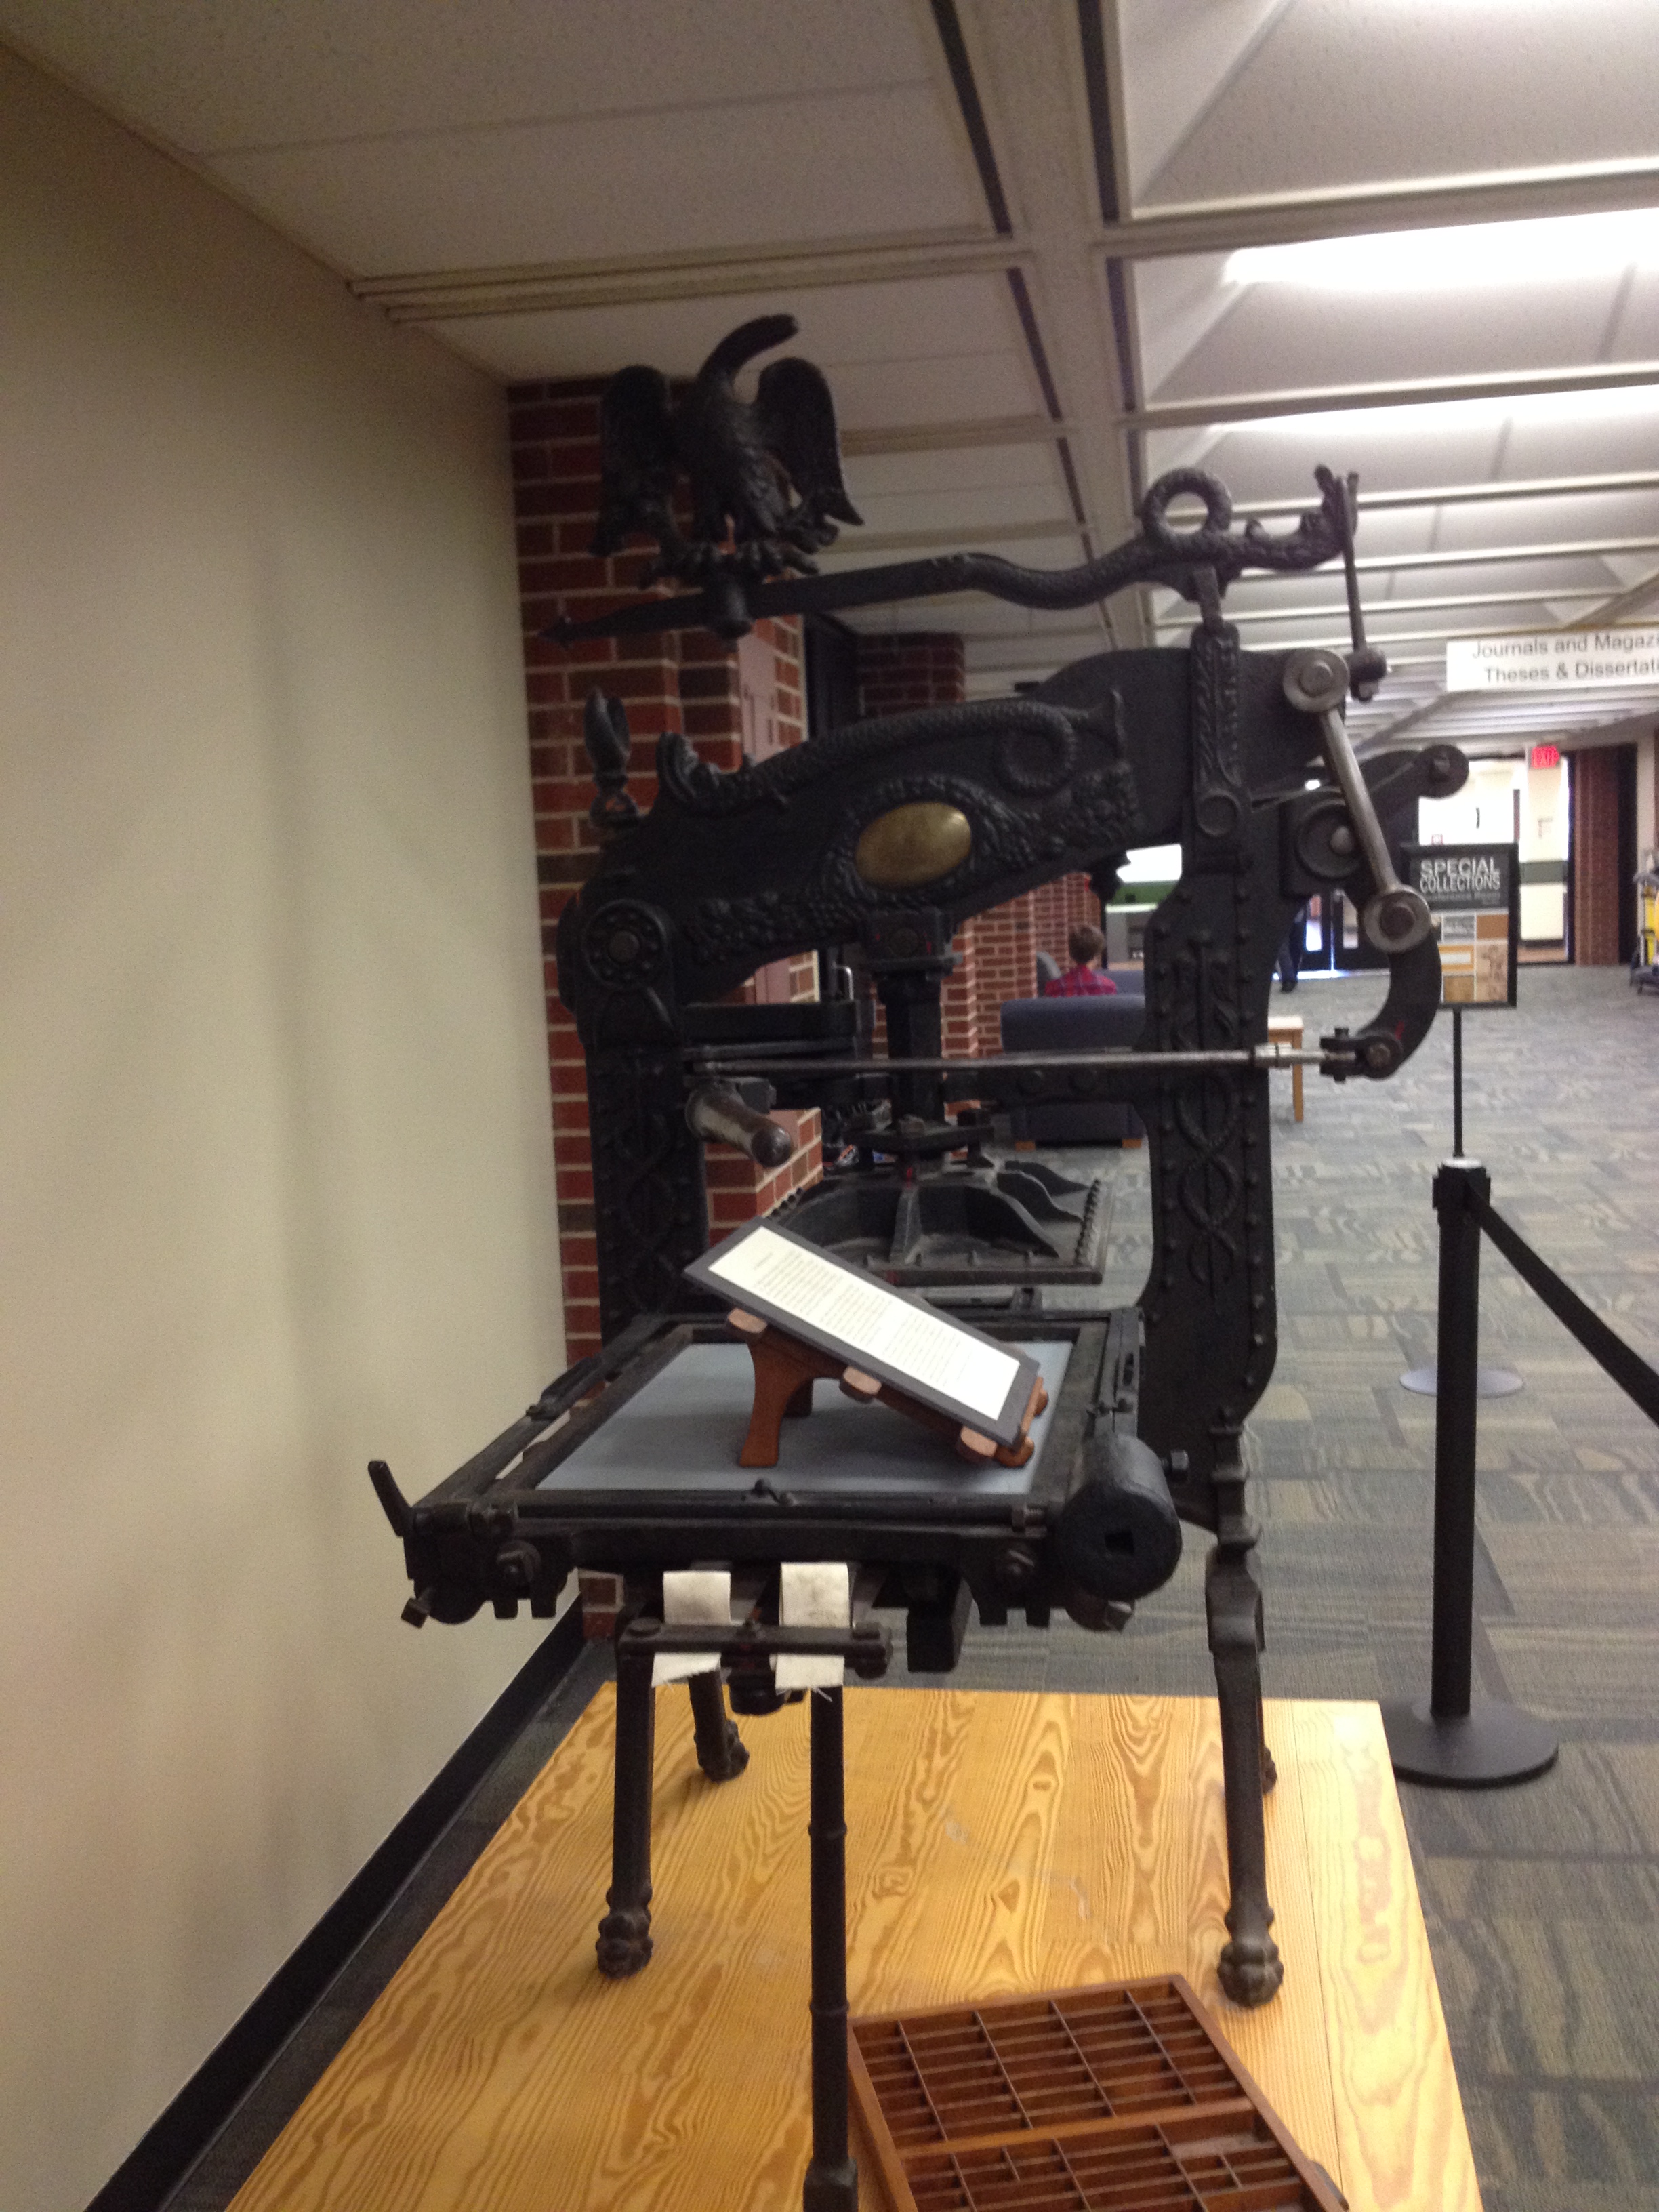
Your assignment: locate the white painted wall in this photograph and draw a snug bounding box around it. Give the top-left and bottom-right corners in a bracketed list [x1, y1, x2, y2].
[0, 49, 563, 2212]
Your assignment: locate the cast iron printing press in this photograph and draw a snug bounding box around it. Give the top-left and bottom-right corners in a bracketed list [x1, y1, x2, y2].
[369, 319, 1467, 2203]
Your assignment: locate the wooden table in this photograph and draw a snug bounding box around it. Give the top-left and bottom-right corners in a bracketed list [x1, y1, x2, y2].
[1269, 1012, 1305, 1122]
[229, 1692, 1479, 2212]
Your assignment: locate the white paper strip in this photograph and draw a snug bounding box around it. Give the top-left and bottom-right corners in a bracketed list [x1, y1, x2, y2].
[775, 1559, 849, 1692]
[652, 1568, 731, 1687]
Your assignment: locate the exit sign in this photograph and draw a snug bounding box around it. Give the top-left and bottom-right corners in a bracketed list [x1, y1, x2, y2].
[1530, 744, 1560, 768]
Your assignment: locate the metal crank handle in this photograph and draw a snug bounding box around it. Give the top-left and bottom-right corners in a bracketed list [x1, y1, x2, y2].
[1282, 649, 1433, 956]
[686, 1082, 794, 1169]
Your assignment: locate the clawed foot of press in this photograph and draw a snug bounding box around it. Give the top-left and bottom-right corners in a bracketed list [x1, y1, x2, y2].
[1217, 1933, 1284, 2008]
[596, 1910, 654, 1978]
[696, 1719, 750, 1784]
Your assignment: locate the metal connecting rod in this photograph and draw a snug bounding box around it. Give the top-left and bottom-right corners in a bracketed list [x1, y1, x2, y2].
[1283, 648, 1433, 954]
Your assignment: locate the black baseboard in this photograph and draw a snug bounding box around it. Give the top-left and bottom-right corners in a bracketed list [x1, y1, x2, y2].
[86, 1605, 586, 2212]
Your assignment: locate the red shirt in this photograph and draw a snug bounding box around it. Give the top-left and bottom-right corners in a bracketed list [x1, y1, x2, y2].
[1045, 964, 1117, 997]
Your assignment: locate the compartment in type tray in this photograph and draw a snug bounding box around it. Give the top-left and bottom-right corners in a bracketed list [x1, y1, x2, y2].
[847, 1974, 1346, 2212]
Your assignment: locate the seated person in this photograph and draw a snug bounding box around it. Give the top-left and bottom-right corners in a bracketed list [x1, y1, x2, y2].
[1043, 922, 1118, 996]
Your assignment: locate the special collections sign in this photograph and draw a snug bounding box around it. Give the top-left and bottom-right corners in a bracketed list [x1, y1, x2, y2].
[1446, 628, 1659, 691]
[1401, 843, 1519, 1008]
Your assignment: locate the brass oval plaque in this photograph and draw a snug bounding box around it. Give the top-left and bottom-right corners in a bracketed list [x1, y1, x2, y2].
[853, 803, 972, 888]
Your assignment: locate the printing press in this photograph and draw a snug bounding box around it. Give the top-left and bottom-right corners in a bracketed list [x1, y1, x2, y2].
[369, 319, 1468, 2206]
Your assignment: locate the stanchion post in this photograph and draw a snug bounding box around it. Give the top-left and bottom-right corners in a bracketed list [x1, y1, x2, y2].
[1382, 1158, 1558, 1788]
[803, 1686, 858, 2212]
[1429, 1158, 1482, 1719]
[1451, 1005, 1464, 1159]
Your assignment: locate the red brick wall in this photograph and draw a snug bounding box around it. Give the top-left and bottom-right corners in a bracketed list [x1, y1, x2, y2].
[1572, 746, 1622, 966]
[857, 631, 965, 716]
[510, 380, 819, 1356]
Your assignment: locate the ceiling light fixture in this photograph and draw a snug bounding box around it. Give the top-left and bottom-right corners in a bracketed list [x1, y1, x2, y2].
[1227, 209, 1659, 292]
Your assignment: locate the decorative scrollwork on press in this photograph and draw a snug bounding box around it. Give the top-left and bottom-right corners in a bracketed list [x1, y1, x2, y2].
[553, 455, 1361, 647]
[677, 759, 1143, 968]
[655, 693, 1122, 820]
[580, 899, 671, 991]
[589, 1059, 703, 1319]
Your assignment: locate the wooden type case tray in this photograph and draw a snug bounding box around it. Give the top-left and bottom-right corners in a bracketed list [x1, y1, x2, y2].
[848, 1975, 1345, 2212]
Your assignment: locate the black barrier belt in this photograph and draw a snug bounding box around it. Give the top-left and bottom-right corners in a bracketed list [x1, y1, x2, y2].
[1475, 1196, 1659, 1429]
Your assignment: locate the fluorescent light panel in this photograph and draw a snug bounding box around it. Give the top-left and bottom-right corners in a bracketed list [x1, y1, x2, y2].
[1227, 208, 1659, 292]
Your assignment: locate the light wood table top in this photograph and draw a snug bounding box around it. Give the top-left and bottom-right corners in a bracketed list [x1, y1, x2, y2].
[230, 1690, 1479, 2212]
[1268, 1012, 1306, 1122]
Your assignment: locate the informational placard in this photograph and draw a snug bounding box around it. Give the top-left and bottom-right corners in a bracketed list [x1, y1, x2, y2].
[1402, 844, 1518, 1008]
[685, 1218, 1041, 1448]
[1446, 628, 1659, 692]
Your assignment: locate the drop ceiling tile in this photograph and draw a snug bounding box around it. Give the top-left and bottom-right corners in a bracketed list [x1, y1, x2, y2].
[1430, 492, 1659, 549]
[1132, 251, 1237, 397]
[1500, 400, 1659, 480]
[203, 86, 979, 274]
[1146, 274, 1627, 404]
[845, 445, 1066, 499]
[1132, 0, 1659, 205]
[1118, 0, 1288, 205]
[1604, 267, 1659, 359]
[0, 0, 935, 149]
[1389, 554, 1629, 600]
[1152, 417, 1510, 509]
[825, 350, 1040, 430]
[849, 484, 1073, 536]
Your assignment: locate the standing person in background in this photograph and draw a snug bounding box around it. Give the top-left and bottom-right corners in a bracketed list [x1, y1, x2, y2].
[1044, 922, 1118, 996]
[1277, 900, 1309, 993]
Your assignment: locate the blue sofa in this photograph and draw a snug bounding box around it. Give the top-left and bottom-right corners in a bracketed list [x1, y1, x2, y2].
[1000, 977, 1146, 1144]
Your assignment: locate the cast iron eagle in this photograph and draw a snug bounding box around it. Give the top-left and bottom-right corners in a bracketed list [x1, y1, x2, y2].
[590, 314, 862, 584]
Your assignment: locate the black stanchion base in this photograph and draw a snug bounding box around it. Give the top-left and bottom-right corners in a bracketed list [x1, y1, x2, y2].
[1399, 1364, 1523, 1397]
[1382, 1696, 1558, 1788]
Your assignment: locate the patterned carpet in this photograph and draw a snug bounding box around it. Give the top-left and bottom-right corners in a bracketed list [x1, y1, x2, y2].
[904, 966, 1659, 2212]
[163, 967, 1659, 2212]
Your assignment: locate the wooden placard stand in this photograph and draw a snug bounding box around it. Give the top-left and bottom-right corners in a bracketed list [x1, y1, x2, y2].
[728, 1308, 1047, 1471]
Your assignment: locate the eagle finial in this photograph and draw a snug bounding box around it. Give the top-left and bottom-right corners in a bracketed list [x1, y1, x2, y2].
[590, 316, 862, 591]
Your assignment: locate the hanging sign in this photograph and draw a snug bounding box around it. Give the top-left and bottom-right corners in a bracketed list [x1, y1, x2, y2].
[1446, 628, 1659, 691]
[1401, 843, 1519, 1008]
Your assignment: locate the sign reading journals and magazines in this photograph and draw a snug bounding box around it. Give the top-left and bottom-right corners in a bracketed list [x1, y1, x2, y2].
[1402, 843, 1519, 1008]
[1446, 628, 1659, 691]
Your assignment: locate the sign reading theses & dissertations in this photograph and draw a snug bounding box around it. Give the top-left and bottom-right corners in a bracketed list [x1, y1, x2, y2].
[1402, 843, 1518, 1009]
[1446, 628, 1659, 691]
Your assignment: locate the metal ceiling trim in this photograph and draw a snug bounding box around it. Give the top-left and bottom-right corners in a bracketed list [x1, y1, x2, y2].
[840, 414, 1067, 455]
[350, 229, 1028, 320]
[1100, 157, 1659, 262]
[1126, 359, 1659, 432]
[1232, 470, 1659, 520]
[1151, 588, 1610, 629]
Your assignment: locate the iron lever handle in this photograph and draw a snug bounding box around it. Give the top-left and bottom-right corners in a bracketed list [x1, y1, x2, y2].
[687, 1082, 794, 1169]
[1283, 649, 1432, 955]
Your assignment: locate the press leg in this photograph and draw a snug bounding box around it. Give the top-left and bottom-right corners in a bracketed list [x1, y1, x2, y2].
[689, 1670, 749, 1782]
[1206, 1540, 1282, 2007]
[802, 1688, 858, 2212]
[1260, 1687, 1278, 1794]
[597, 1645, 655, 1977]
